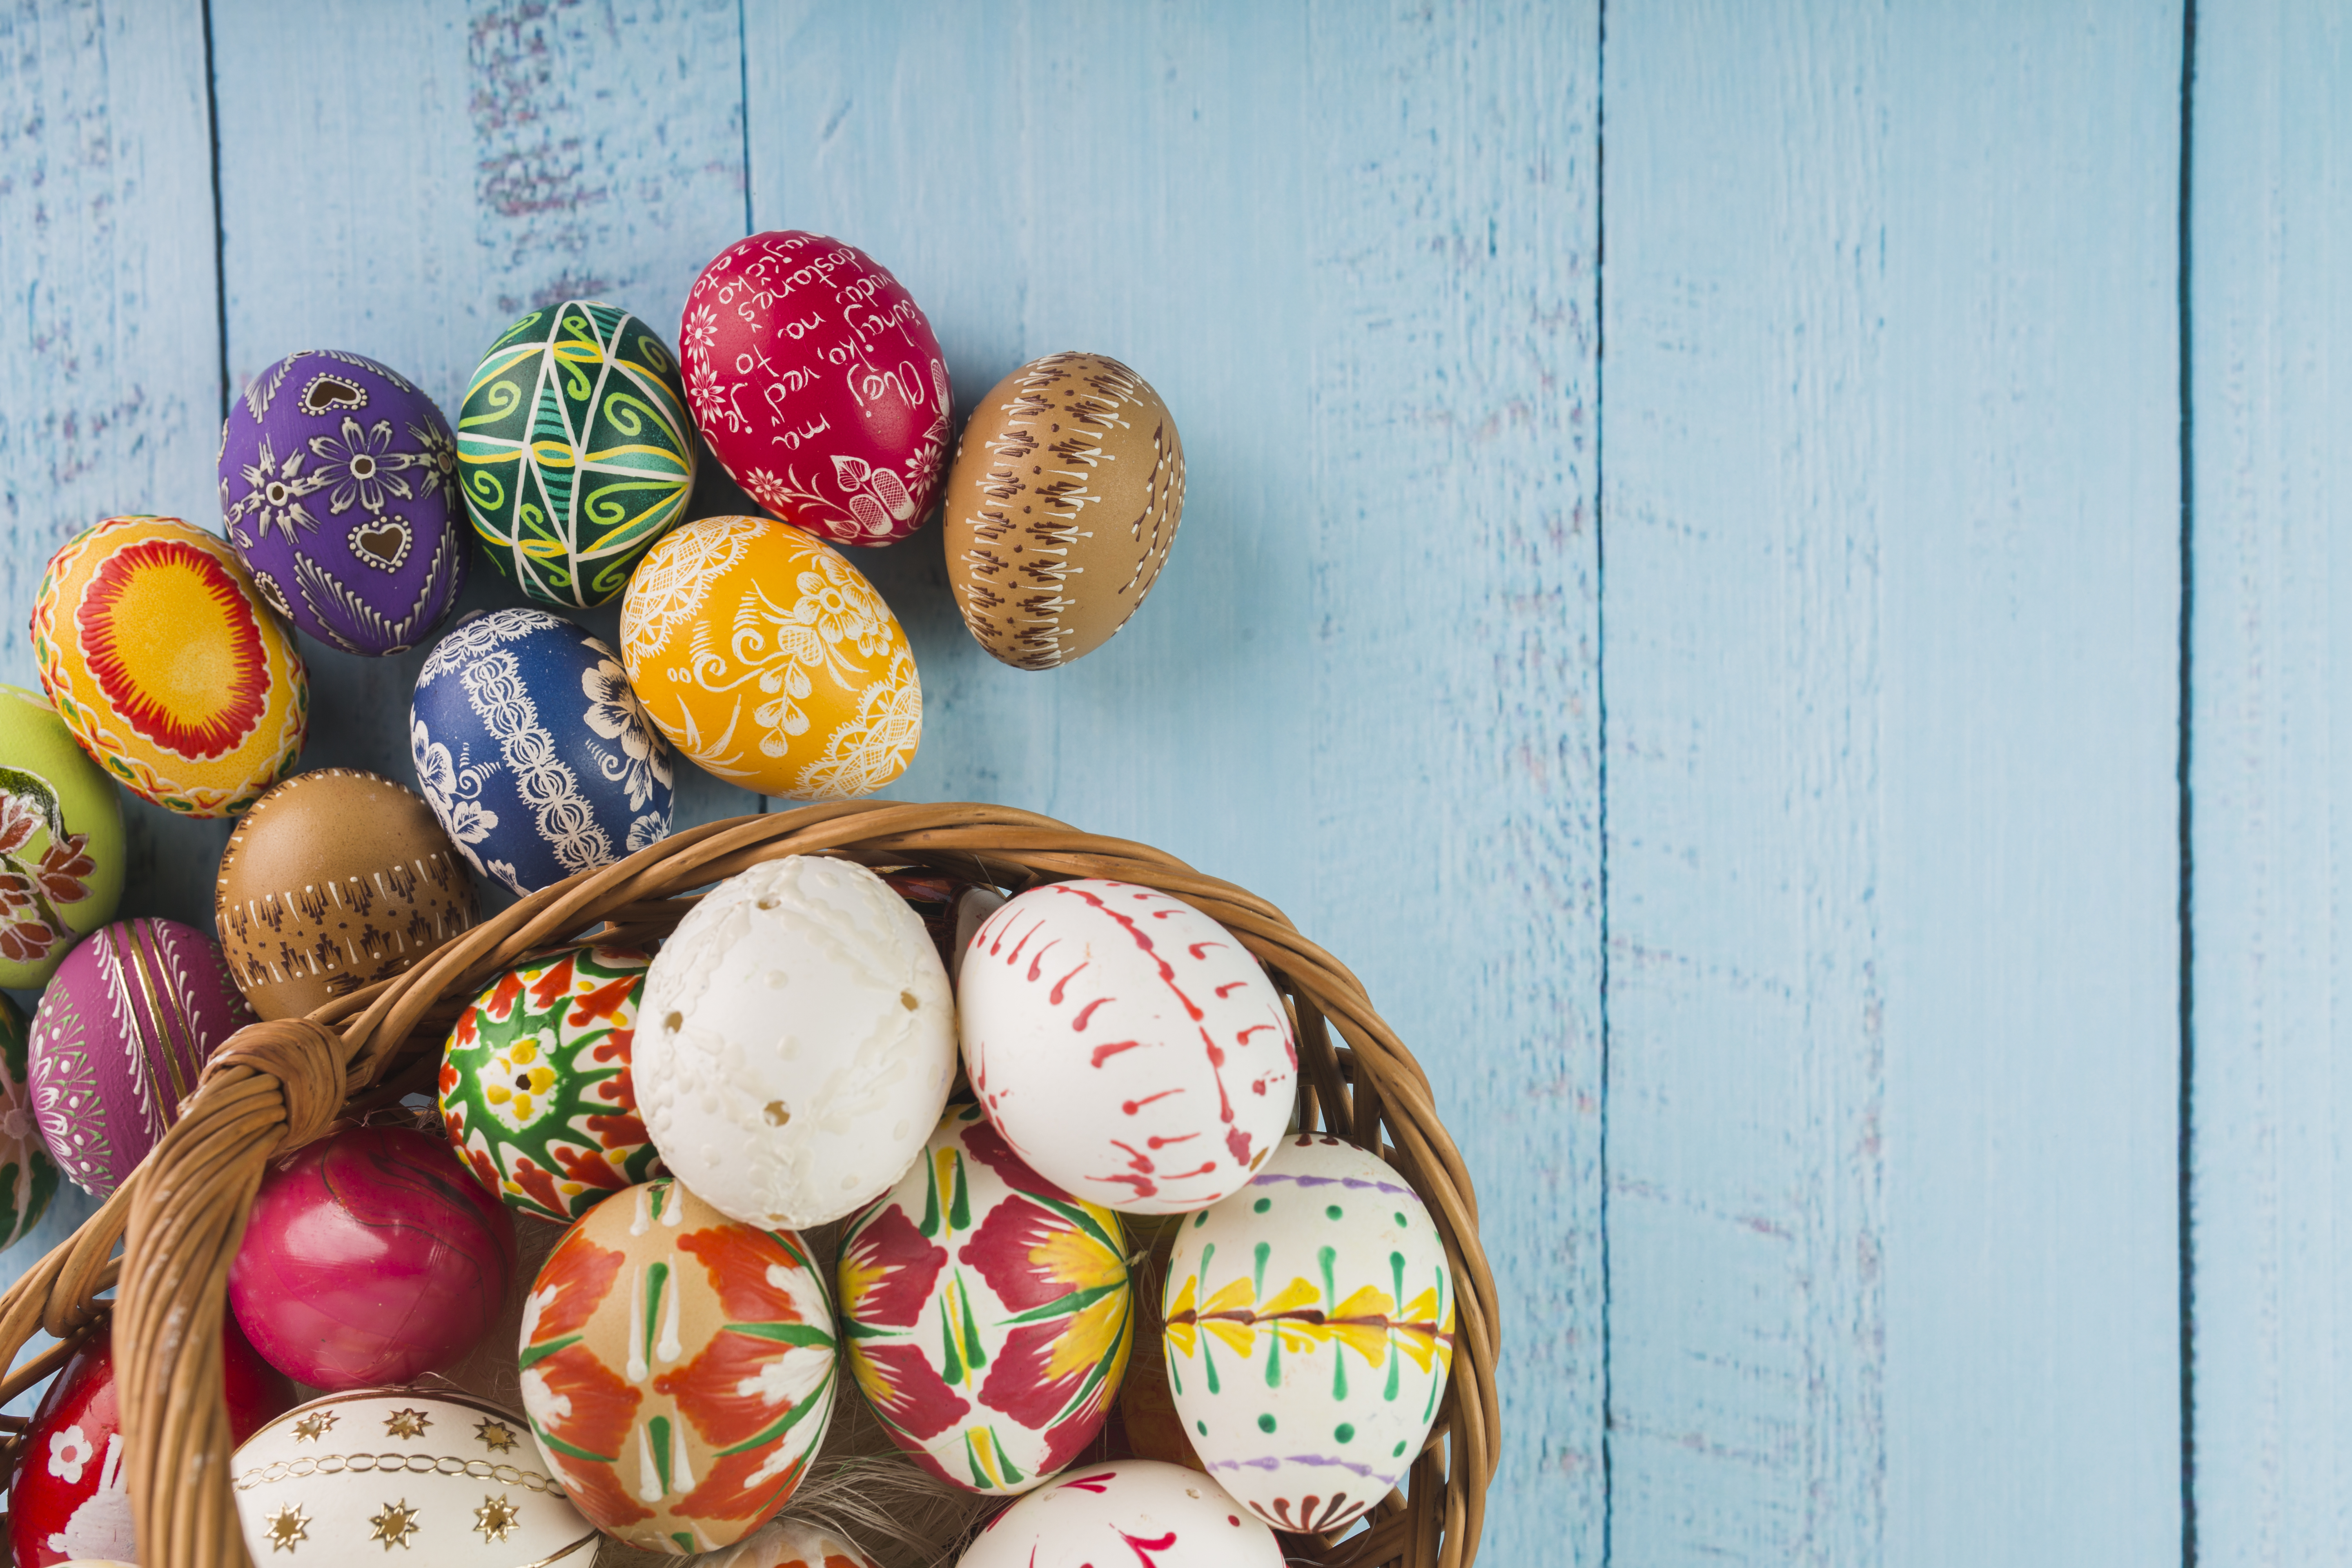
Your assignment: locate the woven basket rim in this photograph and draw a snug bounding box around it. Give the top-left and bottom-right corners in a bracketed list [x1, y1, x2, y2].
[0, 800, 1501, 1568]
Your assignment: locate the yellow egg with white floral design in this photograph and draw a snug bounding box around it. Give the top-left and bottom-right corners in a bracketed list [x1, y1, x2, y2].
[617, 516, 919, 800]
[1162, 1134, 1458, 1536]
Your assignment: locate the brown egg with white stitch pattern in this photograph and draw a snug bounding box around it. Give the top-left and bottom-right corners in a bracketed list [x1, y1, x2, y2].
[942, 352, 1185, 669]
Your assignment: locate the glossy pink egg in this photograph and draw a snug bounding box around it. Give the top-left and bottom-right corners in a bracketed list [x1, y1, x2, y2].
[679, 231, 951, 546]
[227, 1122, 517, 1390]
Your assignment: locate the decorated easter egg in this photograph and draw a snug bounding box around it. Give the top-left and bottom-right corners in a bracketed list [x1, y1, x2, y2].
[0, 687, 123, 988]
[959, 880, 1297, 1214]
[619, 516, 920, 800]
[954, 1460, 1281, 1568]
[28, 918, 253, 1198]
[460, 300, 697, 606]
[680, 231, 951, 546]
[218, 348, 468, 655]
[232, 1388, 595, 1564]
[1163, 1134, 1457, 1533]
[0, 995, 58, 1252]
[942, 354, 1187, 670]
[29, 514, 307, 817]
[441, 943, 661, 1223]
[1101, 1214, 1204, 1473]
[635, 855, 956, 1230]
[839, 1102, 1133, 1494]
[518, 1178, 837, 1554]
[696, 1517, 884, 1568]
[229, 1122, 518, 1389]
[214, 768, 480, 1020]
[411, 608, 675, 895]
[10, 1318, 293, 1568]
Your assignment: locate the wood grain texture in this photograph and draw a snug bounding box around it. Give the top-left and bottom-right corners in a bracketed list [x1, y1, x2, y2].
[741, 4, 1604, 1560]
[2188, 4, 2352, 1563]
[1603, 3, 2182, 1563]
[199, 0, 760, 913]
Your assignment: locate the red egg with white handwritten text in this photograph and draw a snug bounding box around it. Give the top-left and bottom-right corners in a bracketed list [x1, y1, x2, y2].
[957, 880, 1298, 1214]
[678, 232, 951, 546]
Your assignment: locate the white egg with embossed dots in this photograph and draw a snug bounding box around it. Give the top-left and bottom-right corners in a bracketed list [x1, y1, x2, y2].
[633, 855, 958, 1229]
[230, 1388, 595, 1564]
[958, 879, 1297, 1214]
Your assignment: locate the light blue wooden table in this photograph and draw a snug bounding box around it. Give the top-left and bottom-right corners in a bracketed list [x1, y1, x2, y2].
[1, 2, 2338, 1564]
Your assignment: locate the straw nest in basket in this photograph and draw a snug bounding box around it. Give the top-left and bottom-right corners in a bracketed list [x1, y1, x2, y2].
[0, 802, 1500, 1568]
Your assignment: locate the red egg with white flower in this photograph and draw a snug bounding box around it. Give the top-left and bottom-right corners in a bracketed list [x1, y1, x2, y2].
[679, 232, 951, 546]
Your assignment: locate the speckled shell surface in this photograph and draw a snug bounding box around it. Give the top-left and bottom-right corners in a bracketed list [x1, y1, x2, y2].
[11, 1320, 292, 1568]
[30, 514, 308, 817]
[218, 349, 469, 655]
[441, 944, 661, 1223]
[839, 1102, 1134, 1495]
[680, 231, 950, 546]
[27, 918, 253, 1198]
[634, 855, 956, 1231]
[0, 996, 58, 1254]
[953, 1460, 1281, 1568]
[0, 686, 123, 989]
[411, 608, 675, 896]
[1163, 1134, 1457, 1534]
[460, 300, 697, 607]
[518, 1178, 837, 1555]
[232, 1388, 595, 1565]
[619, 516, 921, 800]
[215, 768, 480, 1020]
[943, 353, 1185, 670]
[958, 879, 1298, 1214]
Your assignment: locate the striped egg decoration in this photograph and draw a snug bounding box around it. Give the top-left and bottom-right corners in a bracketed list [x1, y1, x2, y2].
[459, 301, 697, 608]
[0, 993, 59, 1252]
[27, 919, 255, 1198]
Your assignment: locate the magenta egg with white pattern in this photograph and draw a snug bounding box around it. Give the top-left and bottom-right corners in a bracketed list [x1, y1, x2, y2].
[27, 919, 254, 1197]
[957, 880, 1297, 1215]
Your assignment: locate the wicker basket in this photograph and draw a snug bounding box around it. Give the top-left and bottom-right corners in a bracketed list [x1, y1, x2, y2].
[0, 802, 1500, 1568]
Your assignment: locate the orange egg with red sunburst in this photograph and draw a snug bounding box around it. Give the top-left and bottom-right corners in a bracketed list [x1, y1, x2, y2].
[31, 516, 307, 817]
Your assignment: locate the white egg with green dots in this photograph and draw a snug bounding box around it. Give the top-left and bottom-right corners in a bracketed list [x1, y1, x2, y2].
[1160, 1133, 1458, 1535]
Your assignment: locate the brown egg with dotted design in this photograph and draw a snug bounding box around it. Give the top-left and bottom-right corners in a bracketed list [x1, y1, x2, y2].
[215, 768, 480, 1020]
[942, 352, 1185, 669]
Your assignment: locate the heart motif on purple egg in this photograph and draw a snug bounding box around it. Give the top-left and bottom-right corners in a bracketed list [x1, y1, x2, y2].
[349, 517, 411, 571]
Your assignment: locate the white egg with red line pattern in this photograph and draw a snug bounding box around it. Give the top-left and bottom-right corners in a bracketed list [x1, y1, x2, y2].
[956, 879, 1298, 1215]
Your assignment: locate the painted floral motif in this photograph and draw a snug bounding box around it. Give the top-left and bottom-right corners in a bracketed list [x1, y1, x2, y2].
[30, 515, 308, 818]
[460, 301, 697, 608]
[441, 944, 660, 1223]
[412, 607, 673, 895]
[840, 1103, 1133, 1494]
[0, 773, 95, 972]
[619, 517, 921, 802]
[0, 994, 58, 1252]
[1160, 1136, 1458, 1535]
[519, 1180, 836, 1556]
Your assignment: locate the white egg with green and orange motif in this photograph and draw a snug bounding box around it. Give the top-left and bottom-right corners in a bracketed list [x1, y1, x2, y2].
[838, 1102, 1133, 1495]
[1162, 1134, 1457, 1535]
[439, 944, 662, 1223]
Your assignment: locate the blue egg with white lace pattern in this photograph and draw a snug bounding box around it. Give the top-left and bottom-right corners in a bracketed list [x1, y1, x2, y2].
[409, 608, 674, 896]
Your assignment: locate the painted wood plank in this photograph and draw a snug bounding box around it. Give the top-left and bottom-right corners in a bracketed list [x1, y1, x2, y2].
[2187, 4, 2352, 1562]
[0, 0, 240, 929]
[203, 0, 761, 918]
[741, 4, 1604, 1559]
[1602, 4, 2183, 1564]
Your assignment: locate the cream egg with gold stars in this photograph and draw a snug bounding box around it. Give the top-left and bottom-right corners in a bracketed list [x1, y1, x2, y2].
[232, 1389, 592, 1564]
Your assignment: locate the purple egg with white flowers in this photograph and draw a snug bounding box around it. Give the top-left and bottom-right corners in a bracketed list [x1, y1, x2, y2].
[218, 349, 470, 655]
[28, 918, 254, 1197]
[410, 607, 675, 897]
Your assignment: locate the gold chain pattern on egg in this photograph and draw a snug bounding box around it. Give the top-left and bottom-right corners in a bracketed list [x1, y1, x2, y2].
[231, 1452, 564, 1492]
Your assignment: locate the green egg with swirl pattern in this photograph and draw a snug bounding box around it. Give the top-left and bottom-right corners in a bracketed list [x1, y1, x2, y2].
[459, 301, 697, 607]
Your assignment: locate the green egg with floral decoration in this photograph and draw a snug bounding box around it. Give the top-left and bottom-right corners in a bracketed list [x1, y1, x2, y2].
[439, 942, 663, 1223]
[0, 992, 58, 1252]
[0, 685, 122, 989]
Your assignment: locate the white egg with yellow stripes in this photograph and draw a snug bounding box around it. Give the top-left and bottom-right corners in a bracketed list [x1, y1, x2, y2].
[231, 1388, 595, 1563]
[1160, 1135, 1457, 1535]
